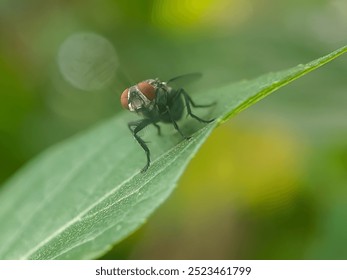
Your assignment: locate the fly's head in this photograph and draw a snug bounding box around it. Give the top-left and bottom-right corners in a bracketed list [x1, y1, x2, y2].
[120, 80, 156, 113]
[120, 78, 171, 113]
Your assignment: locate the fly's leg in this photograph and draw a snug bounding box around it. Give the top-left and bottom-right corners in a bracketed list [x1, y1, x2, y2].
[140, 106, 161, 136]
[184, 91, 216, 108]
[152, 123, 161, 136]
[165, 105, 190, 140]
[179, 89, 215, 123]
[128, 119, 153, 172]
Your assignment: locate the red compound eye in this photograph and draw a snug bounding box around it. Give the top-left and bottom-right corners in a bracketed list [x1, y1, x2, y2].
[120, 88, 129, 110]
[137, 81, 156, 101]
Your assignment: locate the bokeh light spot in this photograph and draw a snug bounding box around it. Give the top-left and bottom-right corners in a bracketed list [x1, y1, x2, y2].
[151, 0, 253, 33]
[58, 32, 118, 91]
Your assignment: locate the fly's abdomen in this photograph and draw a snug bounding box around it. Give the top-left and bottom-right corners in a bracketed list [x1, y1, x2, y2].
[160, 96, 184, 123]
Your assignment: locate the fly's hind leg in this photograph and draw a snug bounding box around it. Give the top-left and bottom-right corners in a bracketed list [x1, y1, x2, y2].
[128, 119, 153, 172]
[184, 91, 216, 108]
[179, 89, 215, 123]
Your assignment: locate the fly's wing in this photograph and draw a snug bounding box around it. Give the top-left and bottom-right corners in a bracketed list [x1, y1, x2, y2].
[166, 73, 202, 88]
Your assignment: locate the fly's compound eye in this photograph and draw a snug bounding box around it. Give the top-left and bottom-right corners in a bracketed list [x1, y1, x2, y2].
[120, 81, 156, 111]
[137, 81, 156, 101]
[120, 88, 130, 110]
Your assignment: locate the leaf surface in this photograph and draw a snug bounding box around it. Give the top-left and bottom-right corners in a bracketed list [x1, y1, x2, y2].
[0, 46, 346, 259]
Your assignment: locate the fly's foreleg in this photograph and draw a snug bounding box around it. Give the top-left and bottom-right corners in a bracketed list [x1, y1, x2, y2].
[128, 119, 153, 172]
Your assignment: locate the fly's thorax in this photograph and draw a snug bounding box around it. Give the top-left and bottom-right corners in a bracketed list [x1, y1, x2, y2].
[147, 78, 171, 93]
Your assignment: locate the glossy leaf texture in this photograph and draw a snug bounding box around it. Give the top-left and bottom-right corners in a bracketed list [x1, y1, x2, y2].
[0, 46, 346, 259]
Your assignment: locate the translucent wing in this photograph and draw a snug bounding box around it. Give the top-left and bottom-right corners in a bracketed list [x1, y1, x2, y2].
[166, 73, 202, 88]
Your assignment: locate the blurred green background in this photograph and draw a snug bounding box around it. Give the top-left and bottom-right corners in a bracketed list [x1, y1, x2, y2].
[0, 0, 346, 259]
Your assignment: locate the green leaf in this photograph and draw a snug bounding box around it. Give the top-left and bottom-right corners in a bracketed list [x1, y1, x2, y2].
[0, 46, 346, 260]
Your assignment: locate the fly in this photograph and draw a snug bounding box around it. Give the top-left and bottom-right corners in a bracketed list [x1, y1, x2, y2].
[120, 73, 215, 172]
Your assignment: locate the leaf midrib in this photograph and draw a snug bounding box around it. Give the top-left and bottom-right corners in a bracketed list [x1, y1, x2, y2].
[20, 124, 215, 259]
